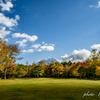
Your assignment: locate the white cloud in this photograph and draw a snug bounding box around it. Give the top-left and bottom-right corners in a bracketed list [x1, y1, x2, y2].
[0, 27, 10, 38]
[89, 1, 100, 8]
[22, 49, 34, 53]
[97, 1, 100, 8]
[0, 0, 13, 11]
[0, 13, 19, 27]
[61, 54, 69, 59]
[12, 33, 38, 42]
[56, 59, 61, 63]
[15, 15, 20, 20]
[44, 43, 48, 46]
[42, 41, 45, 44]
[61, 49, 91, 62]
[31, 44, 41, 49]
[16, 39, 27, 48]
[37, 48, 42, 52]
[4, 38, 9, 42]
[37, 45, 54, 51]
[49, 44, 55, 47]
[89, 5, 93, 8]
[91, 44, 100, 50]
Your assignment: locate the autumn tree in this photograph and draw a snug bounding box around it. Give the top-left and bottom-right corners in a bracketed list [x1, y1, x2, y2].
[69, 63, 82, 78]
[95, 66, 100, 77]
[7, 44, 23, 63]
[0, 38, 12, 79]
[6, 63, 17, 79]
[50, 61, 64, 77]
[50, 60, 56, 77]
[63, 66, 70, 78]
[55, 62, 64, 78]
[39, 61, 49, 76]
[0, 38, 22, 79]
[16, 63, 27, 77]
[90, 49, 100, 66]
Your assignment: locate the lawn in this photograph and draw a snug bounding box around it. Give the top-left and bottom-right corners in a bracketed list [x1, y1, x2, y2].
[0, 78, 100, 100]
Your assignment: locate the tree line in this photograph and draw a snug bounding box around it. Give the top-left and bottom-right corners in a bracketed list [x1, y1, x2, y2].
[0, 38, 100, 79]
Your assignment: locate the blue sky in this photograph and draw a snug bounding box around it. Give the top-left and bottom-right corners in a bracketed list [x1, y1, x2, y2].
[0, 0, 100, 64]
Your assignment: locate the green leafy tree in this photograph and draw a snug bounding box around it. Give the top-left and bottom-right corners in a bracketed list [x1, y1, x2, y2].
[16, 63, 27, 78]
[78, 66, 86, 78]
[7, 63, 17, 79]
[33, 65, 44, 78]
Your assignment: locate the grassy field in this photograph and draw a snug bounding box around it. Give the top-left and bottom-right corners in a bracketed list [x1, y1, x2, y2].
[0, 78, 100, 100]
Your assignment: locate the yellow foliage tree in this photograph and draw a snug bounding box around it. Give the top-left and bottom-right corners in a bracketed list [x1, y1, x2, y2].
[69, 63, 80, 77]
[0, 38, 12, 79]
[50, 60, 56, 76]
[55, 62, 64, 78]
[50, 61, 64, 77]
[95, 66, 100, 77]
[39, 61, 47, 73]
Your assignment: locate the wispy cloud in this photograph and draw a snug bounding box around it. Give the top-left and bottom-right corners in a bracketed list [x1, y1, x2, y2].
[37, 45, 54, 51]
[42, 41, 45, 44]
[16, 39, 27, 48]
[0, 27, 10, 39]
[31, 44, 41, 49]
[22, 49, 34, 53]
[12, 33, 38, 42]
[89, 1, 100, 8]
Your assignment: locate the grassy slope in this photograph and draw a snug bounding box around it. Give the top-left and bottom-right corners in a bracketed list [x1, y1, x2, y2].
[0, 78, 100, 100]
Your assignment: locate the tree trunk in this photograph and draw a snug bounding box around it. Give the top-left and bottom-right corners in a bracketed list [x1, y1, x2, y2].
[58, 73, 59, 78]
[4, 68, 7, 79]
[37, 74, 39, 79]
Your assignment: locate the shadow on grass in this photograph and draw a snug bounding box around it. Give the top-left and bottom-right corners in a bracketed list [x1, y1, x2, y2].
[42, 77, 100, 81]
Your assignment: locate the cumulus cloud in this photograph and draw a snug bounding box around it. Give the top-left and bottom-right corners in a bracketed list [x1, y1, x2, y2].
[12, 33, 38, 42]
[16, 39, 27, 48]
[91, 44, 100, 50]
[37, 45, 54, 51]
[33, 42, 55, 52]
[31, 44, 41, 49]
[0, 0, 13, 11]
[0, 13, 20, 27]
[22, 49, 34, 53]
[61, 49, 91, 62]
[0, 27, 10, 38]
[89, 1, 100, 8]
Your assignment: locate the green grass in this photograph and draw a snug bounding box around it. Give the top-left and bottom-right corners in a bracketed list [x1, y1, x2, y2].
[0, 78, 100, 100]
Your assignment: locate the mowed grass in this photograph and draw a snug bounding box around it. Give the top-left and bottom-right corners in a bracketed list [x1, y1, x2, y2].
[0, 78, 100, 100]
